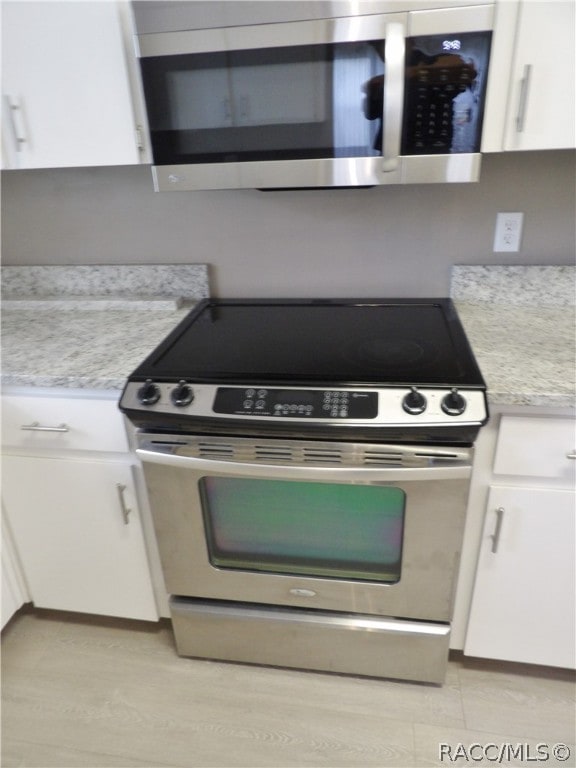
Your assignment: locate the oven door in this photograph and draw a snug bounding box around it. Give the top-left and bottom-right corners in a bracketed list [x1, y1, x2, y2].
[137, 434, 472, 622]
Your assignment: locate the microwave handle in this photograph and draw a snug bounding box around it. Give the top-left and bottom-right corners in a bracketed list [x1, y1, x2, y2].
[382, 22, 405, 172]
[136, 448, 471, 483]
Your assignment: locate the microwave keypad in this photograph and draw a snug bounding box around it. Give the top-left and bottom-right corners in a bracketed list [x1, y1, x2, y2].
[407, 65, 477, 153]
[403, 29, 485, 156]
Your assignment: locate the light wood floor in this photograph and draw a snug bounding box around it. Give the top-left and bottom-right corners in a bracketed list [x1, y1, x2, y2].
[2, 608, 575, 768]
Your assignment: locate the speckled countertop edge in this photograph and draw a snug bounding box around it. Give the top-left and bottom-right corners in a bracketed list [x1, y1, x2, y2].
[451, 265, 576, 307]
[1, 264, 210, 300]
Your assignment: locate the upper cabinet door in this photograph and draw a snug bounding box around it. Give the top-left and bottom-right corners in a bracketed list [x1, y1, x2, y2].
[483, 0, 575, 151]
[505, 0, 575, 150]
[2, 1, 146, 169]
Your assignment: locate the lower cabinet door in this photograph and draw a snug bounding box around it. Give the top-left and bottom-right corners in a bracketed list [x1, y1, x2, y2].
[465, 485, 575, 668]
[2, 455, 158, 622]
[2, 511, 29, 628]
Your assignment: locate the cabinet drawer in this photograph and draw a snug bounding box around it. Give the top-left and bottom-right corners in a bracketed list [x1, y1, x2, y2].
[493, 416, 576, 481]
[2, 395, 128, 453]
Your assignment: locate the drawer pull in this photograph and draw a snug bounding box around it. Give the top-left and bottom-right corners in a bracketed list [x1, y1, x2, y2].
[566, 452, 576, 460]
[491, 507, 505, 554]
[516, 64, 532, 132]
[21, 422, 70, 433]
[116, 484, 131, 525]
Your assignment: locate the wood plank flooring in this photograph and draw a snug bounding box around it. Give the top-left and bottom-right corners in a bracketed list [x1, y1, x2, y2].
[2, 608, 575, 767]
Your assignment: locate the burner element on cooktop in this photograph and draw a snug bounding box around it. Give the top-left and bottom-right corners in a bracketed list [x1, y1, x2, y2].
[348, 338, 433, 369]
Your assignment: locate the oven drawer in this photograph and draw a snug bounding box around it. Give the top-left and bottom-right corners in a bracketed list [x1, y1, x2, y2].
[170, 597, 451, 684]
[2, 395, 129, 453]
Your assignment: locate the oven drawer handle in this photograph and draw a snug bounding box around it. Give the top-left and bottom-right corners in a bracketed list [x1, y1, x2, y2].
[135, 448, 471, 482]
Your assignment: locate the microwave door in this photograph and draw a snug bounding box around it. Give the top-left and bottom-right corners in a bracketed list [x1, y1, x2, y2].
[137, 7, 492, 190]
[139, 13, 407, 190]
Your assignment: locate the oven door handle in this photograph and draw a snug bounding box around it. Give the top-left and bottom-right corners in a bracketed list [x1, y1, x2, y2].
[135, 449, 471, 482]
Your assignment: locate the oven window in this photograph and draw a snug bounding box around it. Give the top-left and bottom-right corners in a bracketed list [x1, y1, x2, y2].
[200, 477, 405, 582]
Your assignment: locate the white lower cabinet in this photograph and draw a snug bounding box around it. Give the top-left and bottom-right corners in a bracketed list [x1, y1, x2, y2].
[463, 414, 576, 669]
[1, 510, 29, 629]
[465, 485, 575, 668]
[1, 392, 158, 623]
[2, 455, 158, 622]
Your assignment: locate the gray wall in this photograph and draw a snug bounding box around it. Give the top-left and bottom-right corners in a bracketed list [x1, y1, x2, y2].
[2, 150, 574, 298]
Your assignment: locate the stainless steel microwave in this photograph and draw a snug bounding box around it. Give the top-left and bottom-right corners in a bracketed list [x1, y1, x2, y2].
[132, 1, 494, 190]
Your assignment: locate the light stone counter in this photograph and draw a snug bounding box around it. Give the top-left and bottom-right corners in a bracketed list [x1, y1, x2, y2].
[1, 307, 192, 390]
[455, 302, 574, 408]
[1, 264, 208, 391]
[1, 264, 209, 300]
[452, 265, 575, 410]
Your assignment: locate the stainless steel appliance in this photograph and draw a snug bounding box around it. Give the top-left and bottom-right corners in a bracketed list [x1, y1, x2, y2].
[120, 299, 488, 683]
[132, 1, 494, 190]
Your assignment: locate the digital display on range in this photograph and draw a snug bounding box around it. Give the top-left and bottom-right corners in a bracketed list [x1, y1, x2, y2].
[213, 388, 378, 419]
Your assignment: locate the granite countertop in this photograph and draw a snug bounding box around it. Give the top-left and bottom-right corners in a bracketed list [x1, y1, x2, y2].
[1, 265, 208, 391]
[455, 302, 574, 408]
[1, 306, 193, 390]
[451, 265, 575, 410]
[1, 265, 574, 409]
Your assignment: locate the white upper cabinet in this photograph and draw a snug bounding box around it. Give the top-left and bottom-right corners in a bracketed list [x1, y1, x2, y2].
[1, 1, 147, 169]
[482, 0, 576, 151]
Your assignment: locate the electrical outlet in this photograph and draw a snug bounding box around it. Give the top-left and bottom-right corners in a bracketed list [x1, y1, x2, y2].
[494, 212, 524, 252]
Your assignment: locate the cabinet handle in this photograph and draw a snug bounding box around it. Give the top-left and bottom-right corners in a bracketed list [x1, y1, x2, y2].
[516, 64, 532, 132]
[116, 484, 131, 525]
[20, 422, 69, 433]
[135, 124, 145, 152]
[566, 452, 576, 460]
[2, 94, 26, 152]
[491, 506, 505, 554]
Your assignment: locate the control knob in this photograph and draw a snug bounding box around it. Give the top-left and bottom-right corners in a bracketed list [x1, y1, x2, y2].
[402, 386, 427, 415]
[137, 379, 160, 406]
[441, 388, 467, 416]
[171, 379, 194, 407]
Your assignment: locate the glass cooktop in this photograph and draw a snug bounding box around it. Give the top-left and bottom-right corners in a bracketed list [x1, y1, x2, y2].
[132, 299, 486, 388]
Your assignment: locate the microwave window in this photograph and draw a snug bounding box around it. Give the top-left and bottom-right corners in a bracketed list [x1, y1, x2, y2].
[200, 476, 406, 583]
[140, 41, 385, 164]
[167, 61, 329, 130]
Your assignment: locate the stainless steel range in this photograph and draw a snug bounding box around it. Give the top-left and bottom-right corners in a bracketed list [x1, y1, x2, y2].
[120, 299, 488, 684]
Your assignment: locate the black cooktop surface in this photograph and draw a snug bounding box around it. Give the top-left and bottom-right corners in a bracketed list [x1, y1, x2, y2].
[131, 299, 486, 388]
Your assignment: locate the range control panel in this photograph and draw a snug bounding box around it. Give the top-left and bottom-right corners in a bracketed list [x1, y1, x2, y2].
[213, 387, 378, 419]
[120, 380, 489, 426]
